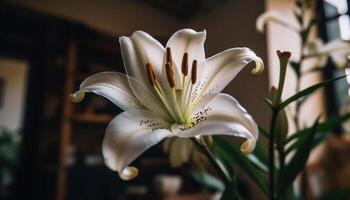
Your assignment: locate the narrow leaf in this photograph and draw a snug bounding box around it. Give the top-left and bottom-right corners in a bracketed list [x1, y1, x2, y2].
[285, 112, 350, 145]
[260, 97, 274, 109]
[277, 75, 346, 110]
[259, 125, 270, 138]
[212, 136, 269, 195]
[192, 171, 225, 191]
[277, 119, 320, 196]
[253, 140, 268, 167]
[220, 180, 239, 200]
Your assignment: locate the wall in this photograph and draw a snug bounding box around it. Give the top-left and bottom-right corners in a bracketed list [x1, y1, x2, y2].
[0, 58, 28, 131]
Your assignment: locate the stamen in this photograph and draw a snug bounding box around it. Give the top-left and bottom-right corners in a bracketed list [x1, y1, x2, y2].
[181, 53, 188, 76]
[166, 47, 173, 65]
[191, 60, 197, 84]
[165, 62, 175, 88]
[146, 63, 156, 86]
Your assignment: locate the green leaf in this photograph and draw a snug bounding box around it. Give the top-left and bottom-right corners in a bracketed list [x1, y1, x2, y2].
[253, 140, 268, 167]
[212, 136, 269, 195]
[220, 180, 239, 200]
[277, 118, 320, 196]
[192, 171, 225, 191]
[285, 113, 350, 145]
[212, 146, 235, 179]
[258, 125, 269, 138]
[260, 97, 274, 110]
[321, 188, 350, 200]
[277, 75, 346, 111]
[289, 61, 300, 76]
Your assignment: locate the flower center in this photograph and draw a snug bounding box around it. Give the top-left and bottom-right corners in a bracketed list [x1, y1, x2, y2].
[145, 47, 198, 125]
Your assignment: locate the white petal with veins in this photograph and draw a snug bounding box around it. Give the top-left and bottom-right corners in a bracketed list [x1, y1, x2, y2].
[174, 94, 258, 153]
[76, 72, 143, 110]
[166, 29, 206, 74]
[102, 109, 172, 178]
[131, 31, 165, 82]
[193, 48, 263, 104]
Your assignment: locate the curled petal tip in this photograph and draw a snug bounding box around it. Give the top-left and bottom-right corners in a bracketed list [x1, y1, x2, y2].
[240, 139, 254, 154]
[250, 57, 264, 76]
[119, 166, 139, 181]
[69, 90, 85, 103]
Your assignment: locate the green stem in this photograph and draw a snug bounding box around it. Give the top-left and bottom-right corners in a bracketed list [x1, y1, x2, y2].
[191, 138, 231, 185]
[191, 138, 239, 199]
[269, 110, 278, 200]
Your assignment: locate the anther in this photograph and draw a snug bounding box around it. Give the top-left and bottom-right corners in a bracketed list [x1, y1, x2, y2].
[181, 53, 188, 76]
[191, 60, 197, 84]
[146, 63, 156, 86]
[166, 47, 172, 65]
[165, 62, 175, 88]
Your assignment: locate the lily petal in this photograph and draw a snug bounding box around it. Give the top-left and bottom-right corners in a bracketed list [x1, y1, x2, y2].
[194, 48, 263, 103]
[102, 109, 172, 180]
[305, 38, 350, 68]
[120, 37, 171, 118]
[130, 31, 165, 82]
[163, 137, 193, 167]
[166, 29, 206, 74]
[120, 36, 149, 87]
[256, 11, 300, 33]
[70, 72, 144, 110]
[324, 39, 350, 68]
[174, 93, 258, 154]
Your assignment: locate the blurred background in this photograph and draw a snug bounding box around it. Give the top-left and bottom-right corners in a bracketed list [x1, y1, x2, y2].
[0, 0, 349, 199]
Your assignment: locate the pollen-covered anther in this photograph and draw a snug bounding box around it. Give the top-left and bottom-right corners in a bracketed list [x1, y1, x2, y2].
[165, 62, 175, 88]
[240, 139, 254, 154]
[146, 63, 156, 86]
[181, 52, 188, 76]
[69, 90, 85, 103]
[191, 60, 197, 84]
[166, 47, 173, 65]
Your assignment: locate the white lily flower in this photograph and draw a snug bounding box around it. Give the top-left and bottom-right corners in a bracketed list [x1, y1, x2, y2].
[70, 29, 264, 180]
[256, 10, 300, 33]
[305, 38, 350, 68]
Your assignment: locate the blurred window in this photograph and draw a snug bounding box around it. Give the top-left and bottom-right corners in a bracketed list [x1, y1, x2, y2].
[319, 0, 350, 117]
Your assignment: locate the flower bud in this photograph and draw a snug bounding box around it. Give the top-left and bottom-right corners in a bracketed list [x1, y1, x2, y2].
[275, 109, 289, 148]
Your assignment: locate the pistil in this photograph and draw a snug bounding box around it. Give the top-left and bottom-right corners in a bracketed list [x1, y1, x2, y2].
[165, 59, 185, 123]
[183, 60, 198, 120]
